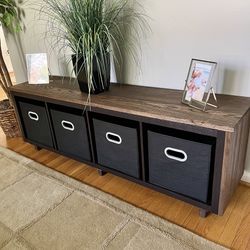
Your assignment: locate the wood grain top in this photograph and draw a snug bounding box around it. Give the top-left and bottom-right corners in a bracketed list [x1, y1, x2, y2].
[10, 77, 250, 132]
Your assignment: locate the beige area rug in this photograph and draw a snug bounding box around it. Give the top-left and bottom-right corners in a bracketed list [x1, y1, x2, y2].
[0, 146, 227, 250]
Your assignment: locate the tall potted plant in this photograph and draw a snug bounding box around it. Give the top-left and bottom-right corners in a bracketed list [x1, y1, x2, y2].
[0, 0, 25, 137]
[41, 0, 147, 94]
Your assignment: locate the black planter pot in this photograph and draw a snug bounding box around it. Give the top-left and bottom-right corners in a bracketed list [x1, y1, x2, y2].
[72, 54, 110, 94]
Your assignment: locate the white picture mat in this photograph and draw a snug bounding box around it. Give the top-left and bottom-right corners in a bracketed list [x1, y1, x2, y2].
[26, 53, 49, 84]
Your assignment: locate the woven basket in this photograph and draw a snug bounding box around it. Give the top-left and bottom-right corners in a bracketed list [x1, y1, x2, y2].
[0, 99, 21, 138]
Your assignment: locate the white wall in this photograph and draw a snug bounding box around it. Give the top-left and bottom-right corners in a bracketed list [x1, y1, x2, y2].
[6, 0, 250, 181]
[0, 27, 13, 72]
[5, 0, 71, 84]
[20, 6, 70, 78]
[128, 0, 250, 94]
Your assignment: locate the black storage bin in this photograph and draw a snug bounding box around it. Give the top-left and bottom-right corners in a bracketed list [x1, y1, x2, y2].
[15, 97, 53, 148]
[92, 114, 140, 178]
[147, 128, 215, 203]
[49, 105, 91, 161]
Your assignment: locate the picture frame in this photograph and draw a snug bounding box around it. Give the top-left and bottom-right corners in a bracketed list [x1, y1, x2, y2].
[182, 59, 217, 107]
[26, 53, 49, 84]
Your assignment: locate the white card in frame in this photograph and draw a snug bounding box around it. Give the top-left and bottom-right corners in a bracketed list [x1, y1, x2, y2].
[26, 53, 49, 84]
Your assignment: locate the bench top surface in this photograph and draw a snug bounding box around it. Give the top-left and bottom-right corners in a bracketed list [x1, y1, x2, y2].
[10, 78, 250, 132]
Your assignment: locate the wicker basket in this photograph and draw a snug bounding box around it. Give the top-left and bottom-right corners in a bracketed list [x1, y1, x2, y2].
[0, 99, 21, 138]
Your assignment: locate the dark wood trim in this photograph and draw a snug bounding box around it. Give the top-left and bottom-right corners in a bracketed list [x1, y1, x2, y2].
[211, 131, 225, 213]
[87, 111, 98, 164]
[90, 106, 219, 137]
[139, 122, 146, 182]
[44, 102, 57, 150]
[22, 137, 97, 168]
[218, 111, 250, 215]
[85, 110, 95, 163]
[11, 91, 84, 110]
[96, 164, 212, 211]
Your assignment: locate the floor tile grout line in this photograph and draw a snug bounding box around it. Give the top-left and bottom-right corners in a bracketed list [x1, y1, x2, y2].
[0, 234, 34, 250]
[26, 163, 81, 191]
[0, 152, 33, 166]
[14, 235, 37, 250]
[122, 223, 143, 249]
[15, 190, 74, 236]
[23, 161, 135, 218]
[102, 216, 131, 249]
[0, 234, 35, 250]
[128, 216, 205, 250]
[0, 171, 34, 193]
[23, 167, 137, 221]
[0, 221, 13, 250]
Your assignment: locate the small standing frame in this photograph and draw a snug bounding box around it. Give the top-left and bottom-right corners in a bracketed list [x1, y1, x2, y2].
[182, 59, 218, 112]
[26, 53, 49, 84]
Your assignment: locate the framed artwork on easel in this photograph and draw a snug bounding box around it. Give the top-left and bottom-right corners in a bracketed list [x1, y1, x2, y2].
[182, 59, 217, 111]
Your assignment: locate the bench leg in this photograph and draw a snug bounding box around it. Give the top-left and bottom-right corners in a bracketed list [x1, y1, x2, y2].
[35, 146, 42, 151]
[98, 169, 107, 176]
[199, 209, 210, 218]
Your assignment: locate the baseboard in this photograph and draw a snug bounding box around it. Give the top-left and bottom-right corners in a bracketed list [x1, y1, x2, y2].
[241, 170, 250, 184]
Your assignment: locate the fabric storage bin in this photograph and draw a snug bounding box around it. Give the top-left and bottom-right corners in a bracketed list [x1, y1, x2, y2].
[15, 97, 54, 148]
[49, 105, 91, 161]
[147, 128, 215, 203]
[92, 115, 140, 178]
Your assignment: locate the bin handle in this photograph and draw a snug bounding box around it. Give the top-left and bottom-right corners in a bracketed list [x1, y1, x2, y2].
[28, 111, 39, 121]
[164, 147, 187, 162]
[106, 132, 122, 145]
[61, 120, 75, 131]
